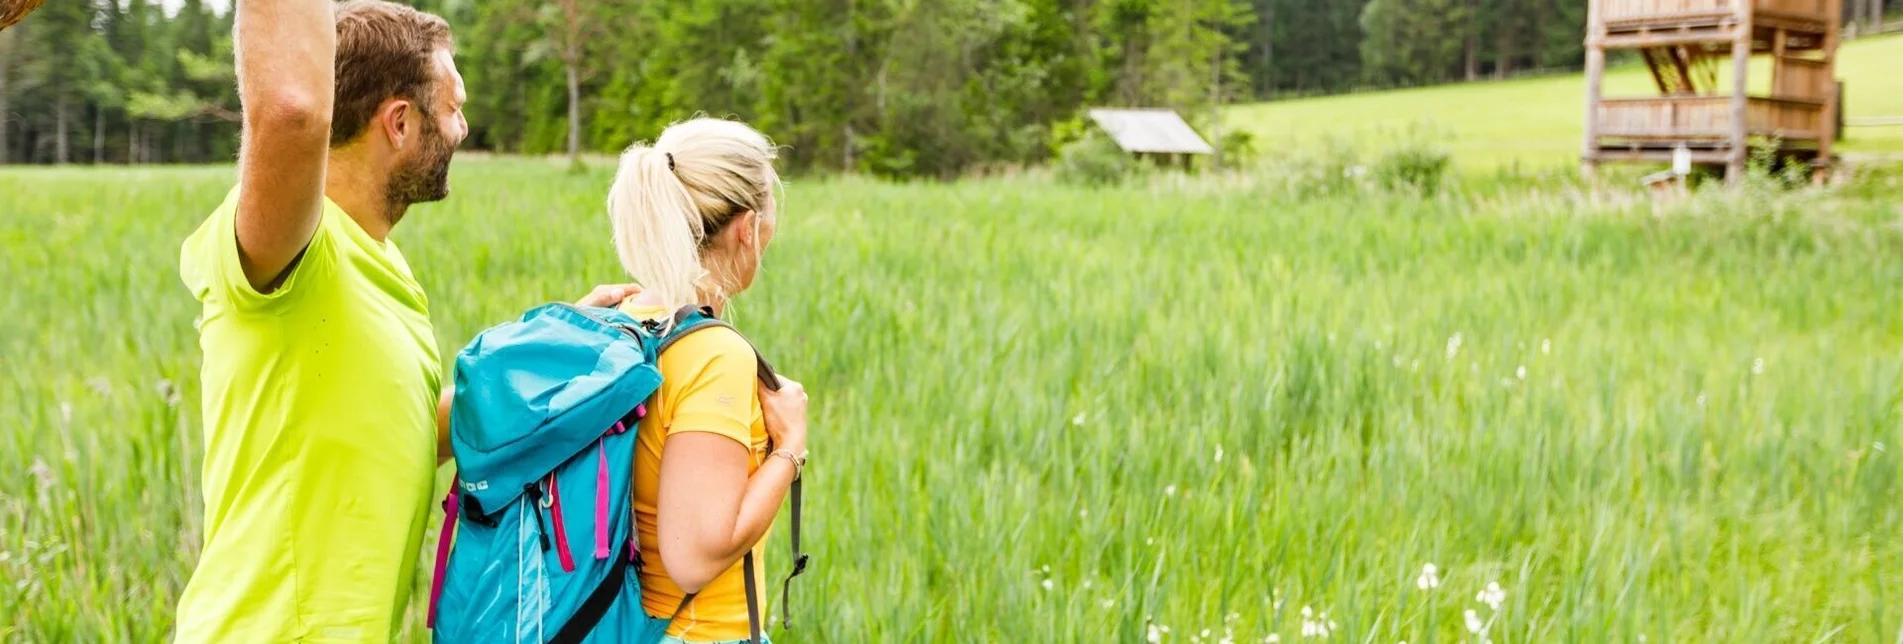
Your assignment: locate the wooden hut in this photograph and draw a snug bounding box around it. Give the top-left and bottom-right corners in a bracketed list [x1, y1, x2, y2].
[1581, 0, 1843, 182]
[1086, 108, 1215, 169]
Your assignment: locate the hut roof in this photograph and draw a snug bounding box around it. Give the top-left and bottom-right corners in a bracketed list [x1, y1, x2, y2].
[1085, 108, 1214, 155]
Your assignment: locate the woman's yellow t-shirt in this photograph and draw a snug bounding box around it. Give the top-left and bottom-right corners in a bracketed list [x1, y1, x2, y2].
[621, 304, 771, 641]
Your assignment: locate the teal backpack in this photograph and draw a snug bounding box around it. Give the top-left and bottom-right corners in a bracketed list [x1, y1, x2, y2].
[427, 302, 807, 644]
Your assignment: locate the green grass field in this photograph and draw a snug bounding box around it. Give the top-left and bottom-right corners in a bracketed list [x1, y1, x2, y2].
[3, 154, 1901, 642]
[1227, 33, 1903, 172]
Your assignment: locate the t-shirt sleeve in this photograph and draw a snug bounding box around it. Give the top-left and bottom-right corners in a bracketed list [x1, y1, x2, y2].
[178, 186, 335, 311]
[661, 327, 760, 449]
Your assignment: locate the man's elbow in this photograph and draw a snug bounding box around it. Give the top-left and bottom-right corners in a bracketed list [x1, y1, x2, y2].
[247, 91, 332, 136]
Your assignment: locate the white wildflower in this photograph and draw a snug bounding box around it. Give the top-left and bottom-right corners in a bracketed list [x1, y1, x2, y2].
[1752, 358, 1765, 375]
[1148, 623, 1164, 643]
[1541, 339, 1551, 355]
[1876, 442, 1887, 453]
[1464, 609, 1483, 635]
[59, 402, 72, 425]
[1477, 582, 1506, 611]
[1202, 629, 1212, 639]
[1082, 580, 1093, 590]
[1080, 509, 1089, 518]
[1102, 599, 1115, 609]
[1515, 365, 1526, 380]
[1073, 412, 1087, 426]
[1416, 563, 1441, 590]
[1266, 636, 1281, 644]
[1215, 444, 1225, 463]
[1696, 394, 1706, 408]
[1445, 333, 1463, 360]
[1165, 484, 1178, 497]
[86, 377, 113, 398]
[1041, 579, 1054, 591]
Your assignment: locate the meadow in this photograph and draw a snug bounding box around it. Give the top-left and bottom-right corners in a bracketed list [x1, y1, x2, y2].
[1227, 33, 1903, 171]
[2, 154, 1901, 643]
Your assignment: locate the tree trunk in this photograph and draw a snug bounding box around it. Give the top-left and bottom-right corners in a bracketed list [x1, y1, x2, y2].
[1465, 0, 1480, 81]
[93, 105, 104, 164]
[0, 40, 9, 165]
[1871, 0, 1884, 30]
[1263, 1, 1274, 92]
[564, 57, 581, 167]
[56, 94, 70, 164]
[843, 123, 854, 171]
[128, 120, 138, 164]
[1210, 36, 1222, 170]
[1495, 29, 1513, 79]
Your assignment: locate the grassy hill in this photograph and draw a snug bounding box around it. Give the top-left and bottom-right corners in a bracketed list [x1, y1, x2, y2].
[1226, 33, 1903, 172]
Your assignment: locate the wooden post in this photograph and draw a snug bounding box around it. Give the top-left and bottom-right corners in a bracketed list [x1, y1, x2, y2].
[1725, 0, 1754, 183]
[1817, 0, 1842, 184]
[1582, 0, 1605, 179]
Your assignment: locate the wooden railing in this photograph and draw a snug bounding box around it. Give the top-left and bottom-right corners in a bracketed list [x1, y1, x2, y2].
[1772, 57, 1831, 101]
[1597, 97, 1734, 138]
[1596, 0, 1830, 23]
[1601, 0, 1735, 24]
[1755, 0, 1828, 19]
[1746, 98, 1825, 139]
[1595, 96, 1826, 139]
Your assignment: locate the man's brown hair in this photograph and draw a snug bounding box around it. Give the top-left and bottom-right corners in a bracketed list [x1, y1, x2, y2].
[331, 0, 452, 147]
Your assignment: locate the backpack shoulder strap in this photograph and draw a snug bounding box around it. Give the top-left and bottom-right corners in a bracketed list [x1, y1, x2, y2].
[650, 305, 780, 389]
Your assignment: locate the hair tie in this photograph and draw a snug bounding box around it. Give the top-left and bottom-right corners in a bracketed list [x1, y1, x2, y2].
[664, 152, 676, 172]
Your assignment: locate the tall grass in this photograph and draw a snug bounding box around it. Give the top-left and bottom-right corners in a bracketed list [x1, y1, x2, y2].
[2, 157, 1899, 642]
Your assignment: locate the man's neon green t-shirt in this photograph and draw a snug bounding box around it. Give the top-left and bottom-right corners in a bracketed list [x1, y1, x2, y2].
[174, 187, 442, 642]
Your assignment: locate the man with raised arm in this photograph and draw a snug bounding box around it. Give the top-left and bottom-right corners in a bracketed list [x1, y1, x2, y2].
[173, 2, 631, 641]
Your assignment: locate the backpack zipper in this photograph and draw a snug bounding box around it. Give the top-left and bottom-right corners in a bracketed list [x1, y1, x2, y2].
[555, 303, 642, 340]
[524, 483, 552, 553]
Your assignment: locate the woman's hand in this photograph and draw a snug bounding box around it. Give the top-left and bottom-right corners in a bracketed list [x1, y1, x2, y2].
[576, 283, 642, 307]
[759, 375, 808, 455]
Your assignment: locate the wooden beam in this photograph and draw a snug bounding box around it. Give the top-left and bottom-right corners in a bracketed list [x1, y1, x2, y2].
[1771, 28, 1788, 93]
[1671, 46, 1697, 94]
[1603, 31, 1744, 49]
[1726, 2, 1754, 183]
[1583, 0, 1606, 179]
[1643, 49, 1673, 93]
[1817, 0, 1842, 181]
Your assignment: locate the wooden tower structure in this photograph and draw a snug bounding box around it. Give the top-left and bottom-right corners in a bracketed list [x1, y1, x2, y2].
[1582, 0, 1843, 182]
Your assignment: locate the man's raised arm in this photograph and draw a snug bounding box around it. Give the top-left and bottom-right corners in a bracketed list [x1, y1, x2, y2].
[232, 0, 335, 293]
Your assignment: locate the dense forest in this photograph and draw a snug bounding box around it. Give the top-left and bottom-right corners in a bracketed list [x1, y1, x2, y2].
[1, 0, 1896, 176]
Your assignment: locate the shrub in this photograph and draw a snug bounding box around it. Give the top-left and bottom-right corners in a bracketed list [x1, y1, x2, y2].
[1054, 132, 1139, 186]
[1372, 139, 1451, 195]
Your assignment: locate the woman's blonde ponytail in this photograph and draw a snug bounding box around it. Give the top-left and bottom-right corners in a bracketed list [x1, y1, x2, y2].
[607, 145, 708, 312]
[606, 117, 779, 314]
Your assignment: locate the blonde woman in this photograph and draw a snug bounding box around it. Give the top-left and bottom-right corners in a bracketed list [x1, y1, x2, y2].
[608, 117, 808, 644]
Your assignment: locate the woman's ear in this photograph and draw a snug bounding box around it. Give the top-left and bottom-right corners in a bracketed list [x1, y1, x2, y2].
[731, 210, 759, 250]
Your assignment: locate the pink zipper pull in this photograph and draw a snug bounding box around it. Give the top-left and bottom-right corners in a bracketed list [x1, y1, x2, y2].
[548, 475, 576, 573]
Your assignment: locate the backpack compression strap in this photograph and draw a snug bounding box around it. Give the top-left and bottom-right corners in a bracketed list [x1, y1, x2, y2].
[548, 538, 633, 644]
